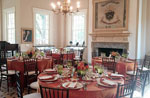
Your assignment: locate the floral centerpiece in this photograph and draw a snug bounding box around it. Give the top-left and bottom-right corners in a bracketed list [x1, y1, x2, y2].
[111, 51, 120, 58]
[77, 61, 89, 77]
[26, 48, 35, 58]
[94, 65, 103, 75]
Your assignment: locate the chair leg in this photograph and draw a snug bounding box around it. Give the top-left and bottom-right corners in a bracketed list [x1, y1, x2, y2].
[7, 76, 9, 92]
[28, 86, 30, 94]
[0, 74, 2, 89]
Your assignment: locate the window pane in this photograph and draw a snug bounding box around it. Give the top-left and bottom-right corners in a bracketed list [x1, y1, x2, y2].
[7, 12, 15, 43]
[35, 13, 49, 45]
[72, 14, 86, 45]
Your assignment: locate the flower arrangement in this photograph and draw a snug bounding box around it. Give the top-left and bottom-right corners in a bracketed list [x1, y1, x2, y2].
[94, 65, 103, 74]
[111, 51, 120, 57]
[26, 48, 35, 58]
[77, 61, 89, 77]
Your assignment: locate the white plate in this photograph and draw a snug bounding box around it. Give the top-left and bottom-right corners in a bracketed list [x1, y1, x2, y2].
[39, 76, 53, 80]
[110, 73, 124, 77]
[39, 76, 58, 82]
[44, 69, 56, 72]
[62, 82, 83, 89]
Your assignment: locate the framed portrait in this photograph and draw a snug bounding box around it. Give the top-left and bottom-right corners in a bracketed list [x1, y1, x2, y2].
[21, 28, 33, 44]
[93, 0, 129, 32]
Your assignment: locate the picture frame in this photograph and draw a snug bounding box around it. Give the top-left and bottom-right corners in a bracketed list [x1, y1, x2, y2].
[93, 0, 129, 32]
[21, 28, 33, 44]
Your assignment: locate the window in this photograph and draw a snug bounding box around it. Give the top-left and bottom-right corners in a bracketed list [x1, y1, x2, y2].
[3, 7, 15, 43]
[33, 8, 53, 45]
[72, 10, 87, 45]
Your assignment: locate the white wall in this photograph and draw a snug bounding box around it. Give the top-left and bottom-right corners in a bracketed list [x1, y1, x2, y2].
[146, 0, 150, 55]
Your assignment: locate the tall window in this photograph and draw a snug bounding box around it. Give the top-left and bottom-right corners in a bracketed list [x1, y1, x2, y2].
[72, 11, 87, 45]
[34, 8, 52, 45]
[3, 7, 15, 43]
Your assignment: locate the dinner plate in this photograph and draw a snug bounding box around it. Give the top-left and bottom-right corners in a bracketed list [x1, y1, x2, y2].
[97, 78, 117, 88]
[39, 75, 58, 82]
[39, 76, 53, 80]
[44, 69, 56, 72]
[62, 82, 83, 89]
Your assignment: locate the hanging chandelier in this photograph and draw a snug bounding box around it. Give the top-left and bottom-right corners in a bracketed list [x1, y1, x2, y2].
[51, 0, 80, 14]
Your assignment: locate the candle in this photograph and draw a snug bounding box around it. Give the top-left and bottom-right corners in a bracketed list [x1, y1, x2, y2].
[51, 3, 56, 10]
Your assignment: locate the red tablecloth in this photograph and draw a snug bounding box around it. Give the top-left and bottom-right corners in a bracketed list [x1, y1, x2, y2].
[92, 58, 135, 75]
[7, 58, 53, 88]
[38, 73, 124, 98]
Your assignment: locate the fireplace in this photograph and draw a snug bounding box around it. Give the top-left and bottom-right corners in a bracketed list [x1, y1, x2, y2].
[92, 42, 128, 57]
[98, 48, 124, 57]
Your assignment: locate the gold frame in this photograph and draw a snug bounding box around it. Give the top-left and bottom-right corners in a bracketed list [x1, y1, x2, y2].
[21, 28, 34, 44]
[93, 0, 129, 32]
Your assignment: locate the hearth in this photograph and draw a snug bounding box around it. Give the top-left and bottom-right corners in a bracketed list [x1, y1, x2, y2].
[98, 48, 124, 57]
[92, 42, 128, 57]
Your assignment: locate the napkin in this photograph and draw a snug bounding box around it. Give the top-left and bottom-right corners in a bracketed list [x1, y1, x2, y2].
[100, 78, 116, 87]
[110, 73, 124, 77]
[67, 82, 77, 88]
[39, 76, 54, 80]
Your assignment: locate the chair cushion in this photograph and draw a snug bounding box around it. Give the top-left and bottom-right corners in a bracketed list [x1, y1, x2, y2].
[139, 67, 149, 71]
[30, 81, 39, 89]
[23, 93, 41, 98]
[126, 71, 137, 75]
[24, 71, 36, 75]
[2, 70, 16, 75]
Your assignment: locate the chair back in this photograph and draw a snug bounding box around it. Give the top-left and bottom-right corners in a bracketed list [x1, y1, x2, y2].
[142, 55, 150, 69]
[102, 57, 116, 73]
[16, 71, 23, 98]
[40, 85, 69, 98]
[135, 68, 148, 96]
[24, 58, 38, 75]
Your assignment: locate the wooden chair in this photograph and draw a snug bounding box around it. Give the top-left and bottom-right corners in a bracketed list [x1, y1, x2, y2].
[116, 80, 136, 98]
[102, 57, 116, 73]
[23, 58, 39, 93]
[16, 71, 41, 98]
[135, 68, 149, 97]
[126, 59, 137, 76]
[0, 59, 16, 92]
[63, 51, 74, 66]
[40, 85, 69, 98]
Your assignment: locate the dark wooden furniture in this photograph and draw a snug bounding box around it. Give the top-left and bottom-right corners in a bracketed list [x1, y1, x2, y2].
[40, 85, 69, 98]
[102, 57, 116, 73]
[135, 68, 149, 97]
[23, 58, 38, 93]
[16, 71, 41, 98]
[116, 79, 136, 98]
[0, 41, 18, 91]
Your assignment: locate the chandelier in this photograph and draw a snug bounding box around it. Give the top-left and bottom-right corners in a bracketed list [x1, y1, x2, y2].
[51, 0, 80, 14]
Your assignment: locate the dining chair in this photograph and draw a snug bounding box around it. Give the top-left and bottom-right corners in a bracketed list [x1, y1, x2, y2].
[102, 57, 116, 73]
[40, 85, 69, 98]
[0, 59, 16, 92]
[16, 71, 41, 98]
[116, 79, 136, 98]
[23, 58, 39, 93]
[135, 68, 149, 97]
[63, 51, 74, 66]
[126, 59, 137, 76]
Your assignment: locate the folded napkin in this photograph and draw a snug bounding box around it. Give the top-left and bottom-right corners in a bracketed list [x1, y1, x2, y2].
[39, 76, 54, 80]
[110, 73, 124, 77]
[67, 82, 77, 88]
[100, 78, 116, 87]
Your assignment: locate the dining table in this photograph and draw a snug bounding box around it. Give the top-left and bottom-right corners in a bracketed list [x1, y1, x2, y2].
[7, 57, 53, 88]
[38, 68, 124, 98]
[92, 57, 136, 75]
